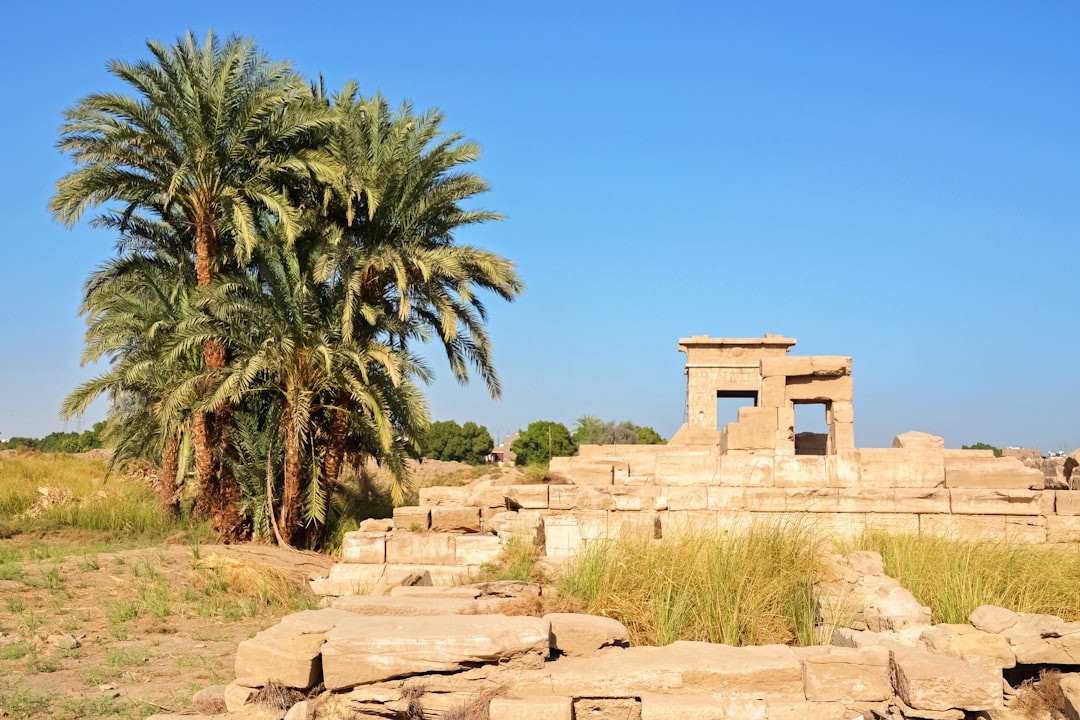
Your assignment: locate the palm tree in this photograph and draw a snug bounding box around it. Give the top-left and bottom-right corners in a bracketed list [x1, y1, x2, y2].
[51, 31, 336, 540]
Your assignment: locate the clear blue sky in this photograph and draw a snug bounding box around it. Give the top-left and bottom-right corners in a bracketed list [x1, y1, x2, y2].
[2, 1, 1078, 451]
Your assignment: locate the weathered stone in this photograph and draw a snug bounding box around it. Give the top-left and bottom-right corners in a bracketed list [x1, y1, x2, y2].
[858, 448, 944, 489]
[773, 456, 828, 488]
[283, 700, 313, 720]
[548, 485, 615, 511]
[893, 696, 964, 720]
[339, 531, 387, 564]
[893, 431, 945, 449]
[718, 455, 774, 487]
[968, 605, 1019, 634]
[331, 595, 477, 616]
[389, 585, 480, 599]
[573, 698, 642, 720]
[835, 488, 949, 514]
[918, 624, 1015, 670]
[638, 695, 732, 720]
[418, 486, 472, 506]
[386, 532, 456, 564]
[321, 614, 551, 690]
[545, 613, 629, 657]
[489, 696, 573, 720]
[1049, 515, 1080, 542]
[890, 647, 1001, 712]
[742, 487, 838, 512]
[798, 645, 892, 702]
[358, 518, 393, 532]
[919, 514, 1047, 543]
[191, 685, 227, 714]
[949, 489, 1043, 516]
[663, 486, 709, 511]
[999, 612, 1080, 664]
[503, 484, 549, 510]
[1061, 672, 1080, 720]
[1057, 491, 1080, 515]
[767, 699, 867, 720]
[944, 456, 1043, 490]
[454, 534, 503, 565]
[309, 563, 385, 596]
[430, 506, 482, 532]
[234, 608, 356, 689]
[47, 633, 80, 649]
[224, 681, 258, 712]
[392, 506, 430, 531]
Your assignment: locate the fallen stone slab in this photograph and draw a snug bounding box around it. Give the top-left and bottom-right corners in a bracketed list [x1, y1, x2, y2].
[489, 696, 573, 720]
[918, 623, 1015, 671]
[331, 594, 479, 616]
[998, 612, 1080, 664]
[1061, 672, 1080, 720]
[890, 646, 1001, 712]
[320, 613, 551, 689]
[234, 608, 357, 689]
[544, 613, 629, 657]
[796, 645, 892, 702]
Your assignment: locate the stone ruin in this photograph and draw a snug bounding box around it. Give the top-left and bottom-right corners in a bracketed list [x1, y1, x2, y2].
[153, 334, 1080, 720]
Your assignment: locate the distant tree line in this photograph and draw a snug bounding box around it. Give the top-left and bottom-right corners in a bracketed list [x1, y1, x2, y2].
[3, 422, 108, 453]
[962, 442, 1003, 458]
[420, 420, 494, 465]
[510, 415, 666, 466]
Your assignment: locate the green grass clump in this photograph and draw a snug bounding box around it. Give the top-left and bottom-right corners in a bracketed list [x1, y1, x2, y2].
[557, 521, 820, 647]
[476, 536, 543, 583]
[847, 530, 1080, 624]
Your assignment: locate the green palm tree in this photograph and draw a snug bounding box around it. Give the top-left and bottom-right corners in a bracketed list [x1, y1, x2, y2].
[51, 31, 337, 539]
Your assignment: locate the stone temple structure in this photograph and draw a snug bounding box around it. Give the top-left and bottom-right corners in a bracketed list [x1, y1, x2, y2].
[316, 334, 1080, 593]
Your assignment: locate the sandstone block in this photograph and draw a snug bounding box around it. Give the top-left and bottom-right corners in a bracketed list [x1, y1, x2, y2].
[574, 698, 642, 719]
[659, 510, 728, 536]
[836, 488, 949, 514]
[773, 456, 827, 488]
[944, 456, 1043, 490]
[949, 488, 1042, 515]
[760, 375, 787, 407]
[655, 450, 721, 486]
[718, 454, 774, 487]
[489, 696, 573, 720]
[1049, 515, 1080, 542]
[234, 608, 356, 689]
[223, 681, 257, 712]
[858, 448, 944, 488]
[331, 595, 476, 616]
[548, 485, 614, 511]
[663, 486, 709, 511]
[743, 487, 838, 513]
[969, 605, 1019, 634]
[707, 487, 747, 511]
[863, 512, 920, 534]
[429, 506, 481, 533]
[830, 401, 854, 424]
[890, 647, 1001, 712]
[454, 534, 503, 565]
[893, 431, 945, 449]
[386, 532, 456, 564]
[340, 532, 387, 564]
[920, 514, 1046, 543]
[826, 450, 861, 487]
[785, 375, 853, 402]
[766, 699, 868, 720]
[419, 486, 472, 506]
[661, 641, 802, 694]
[1058, 491, 1080, 515]
[545, 613, 630, 657]
[828, 422, 855, 452]
[1061, 673, 1080, 720]
[723, 407, 779, 451]
[918, 624, 1015, 670]
[358, 518, 393, 532]
[504, 484, 549, 510]
[610, 486, 662, 511]
[513, 647, 684, 697]
[393, 506, 430, 531]
[799, 645, 892, 702]
[999, 612, 1080, 664]
[761, 356, 814, 378]
[639, 694, 729, 720]
[321, 614, 551, 689]
[310, 563, 386, 596]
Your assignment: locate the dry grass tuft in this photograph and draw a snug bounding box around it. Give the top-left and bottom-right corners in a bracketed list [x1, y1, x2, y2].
[441, 686, 504, 720]
[1010, 669, 1067, 719]
[253, 679, 304, 710]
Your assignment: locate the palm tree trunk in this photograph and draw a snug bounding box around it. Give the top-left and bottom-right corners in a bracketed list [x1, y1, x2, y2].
[159, 431, 181, 516]
[279, 411, 302, 546]
[312, 393, 353, 547]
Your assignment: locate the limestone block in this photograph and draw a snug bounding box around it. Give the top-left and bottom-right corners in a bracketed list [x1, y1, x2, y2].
[773, 456, 828, 488]
[944, 456, 1043, 490]
[234, 608, 356, 689]
[765, 699, 865, 720]
[454, 534, 503, 565]
[504, 485, 549, 510]
[707, 487, 747, 511]
[661, 641, 803, 694]
[468, 480, 513, 509]
[513, 647, 685, 697]
[920, 514, 1047, 543]
[1061, 673, 1080, 720]
[655, 450, 721, 486]
[724, 407, 779, 451]
[836, 488, 949, 514]
[321, 614, 551, 690]
[419, 486, 472, 506]
[743, 487, 839, 513]
[918, 624, 1015, 671]
[573, 698, 641, 719]
[760, 375, 787, 407]
[393, 506, 430, 531]
[761, 356, 814, 378]
[358, 518, 393, 532]
[829, 422, 855, 452]
[999, 612, 1080, 664]
[430, 506, 481, 533]
[890, 647, 1001, 712]
[340, 532, 387, 564]
[1049, 515, 1080, 542]
[548, 485, 614, 511]
[719, 454, 774, 487]
[1058, 491, 1080, 515]
[489, 697, 573, 720]
[386, 532, 456, 564]
[785, 375, 853, 403]
[663, 486, 709, 511]
[949, 488, 1043, 515]
[830, 401, 854, 424]
[545, 613, 630, 657]
[487, 510, 544, 544]
[310, 563, 385, 596]
[543, 510, 614, 558]
[799, 645, 892, 702]
[892, 431, 945, 449]
[812, 356, 852, 376]
[826, 450, 861, 488]
[858, 448, 944, 488]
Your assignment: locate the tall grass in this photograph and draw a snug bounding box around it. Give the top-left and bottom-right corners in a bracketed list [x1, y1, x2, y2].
[557, 521, 821, 647]
[846, 530, 1080, 624]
